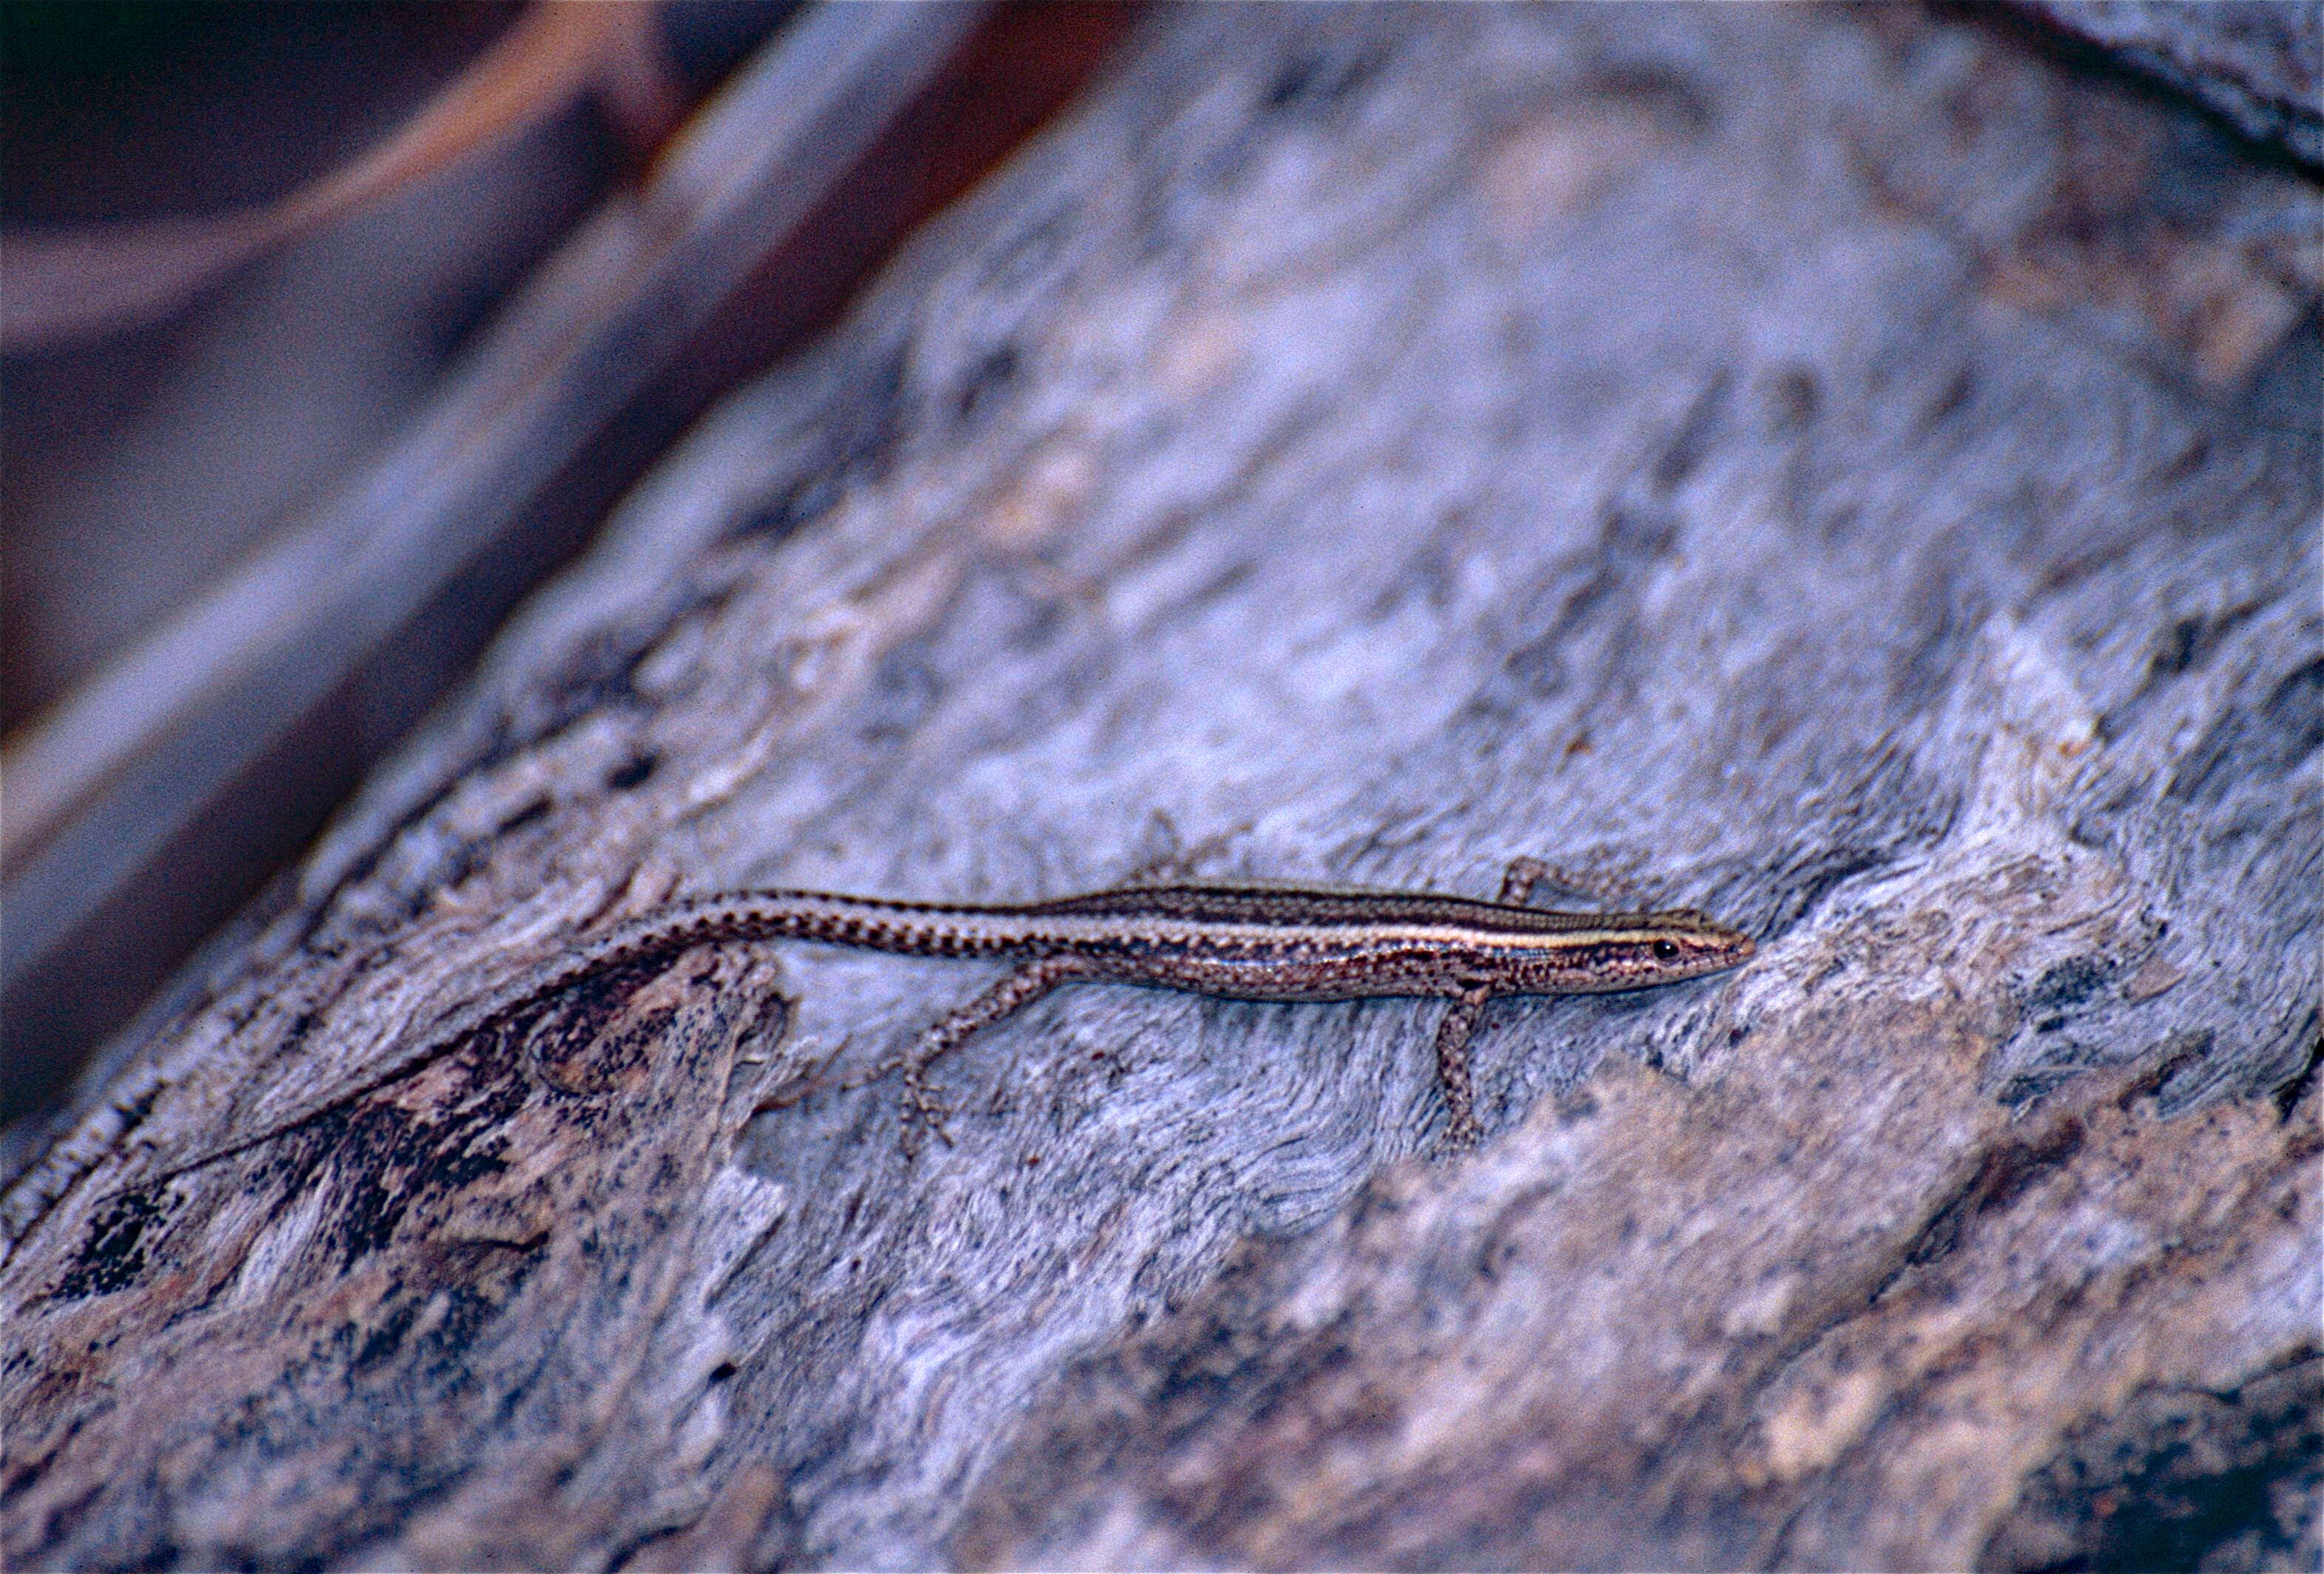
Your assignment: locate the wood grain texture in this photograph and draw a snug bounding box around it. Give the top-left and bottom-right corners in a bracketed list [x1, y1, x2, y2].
[4, 6, 2317, 1569]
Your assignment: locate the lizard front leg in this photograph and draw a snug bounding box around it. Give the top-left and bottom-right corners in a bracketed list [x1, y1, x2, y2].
[1430, 984, 1494, 1150]
[1501, 854, 1644, 910]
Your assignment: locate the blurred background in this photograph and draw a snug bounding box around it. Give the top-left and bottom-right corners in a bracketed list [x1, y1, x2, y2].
[1, 0, 1131, 1121]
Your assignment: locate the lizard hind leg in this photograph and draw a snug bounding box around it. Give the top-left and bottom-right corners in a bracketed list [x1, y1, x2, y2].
[900, 953, 1096, 1153]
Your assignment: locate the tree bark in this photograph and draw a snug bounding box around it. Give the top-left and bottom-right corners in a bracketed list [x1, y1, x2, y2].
[5, 6, 2317, 1570]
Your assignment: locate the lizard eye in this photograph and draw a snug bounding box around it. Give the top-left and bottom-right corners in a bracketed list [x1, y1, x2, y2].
[1651, 939, 1680, 962]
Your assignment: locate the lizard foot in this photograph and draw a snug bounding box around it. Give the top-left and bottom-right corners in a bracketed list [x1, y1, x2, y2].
[899, 1073, 957, 1157]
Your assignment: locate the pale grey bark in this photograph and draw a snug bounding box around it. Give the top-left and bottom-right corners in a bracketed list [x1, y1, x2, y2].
[4, 7, 2317, 1570]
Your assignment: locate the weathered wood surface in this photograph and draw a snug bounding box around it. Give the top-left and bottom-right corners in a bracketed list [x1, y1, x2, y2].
[4, 6, 2317, 1569]
[2005, 0, 2321, 169]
